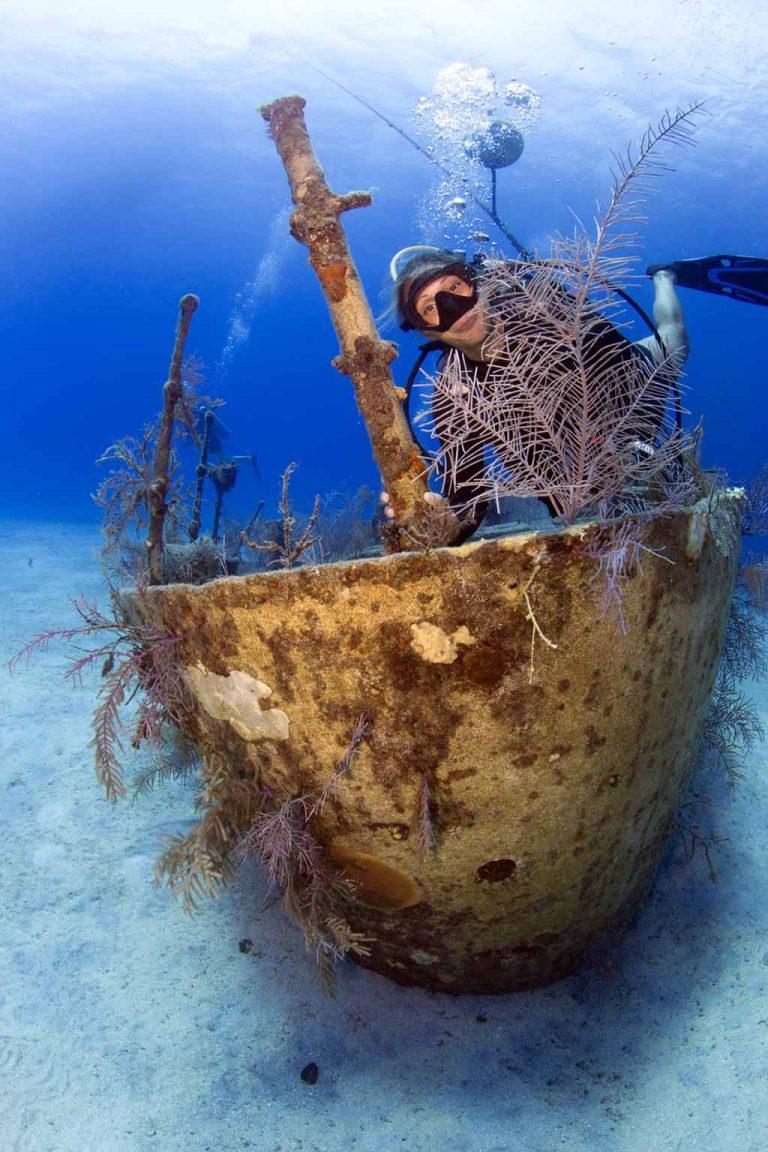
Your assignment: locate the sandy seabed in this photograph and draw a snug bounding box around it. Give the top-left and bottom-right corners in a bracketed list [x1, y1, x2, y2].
[1, 518, 766, 1152]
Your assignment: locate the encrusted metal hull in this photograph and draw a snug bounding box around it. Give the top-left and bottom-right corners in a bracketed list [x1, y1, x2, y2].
[124, 496, 739, 993]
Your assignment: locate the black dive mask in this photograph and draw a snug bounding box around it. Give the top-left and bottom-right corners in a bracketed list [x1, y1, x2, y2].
[430, 285, 478, 333]
[400, 262, 478, 332]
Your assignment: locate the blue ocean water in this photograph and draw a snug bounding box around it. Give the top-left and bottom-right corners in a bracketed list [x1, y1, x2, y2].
[2, 4, 767, 1150]
[3, 2, 767, 524]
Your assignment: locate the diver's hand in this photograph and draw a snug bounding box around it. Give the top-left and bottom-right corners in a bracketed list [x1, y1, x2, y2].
[379, 490, 465, 547]
[379, 489, 446, 520]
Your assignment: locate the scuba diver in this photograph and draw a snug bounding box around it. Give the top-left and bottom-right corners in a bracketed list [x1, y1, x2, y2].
[381, 248, 768, 543]
[379, 245, 691, 543]
[313, 71, 768, 542]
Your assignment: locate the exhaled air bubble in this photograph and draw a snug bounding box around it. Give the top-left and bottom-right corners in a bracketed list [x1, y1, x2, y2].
[412, 63, 541, 245]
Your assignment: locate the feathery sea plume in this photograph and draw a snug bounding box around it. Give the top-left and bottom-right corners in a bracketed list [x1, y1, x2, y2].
[584, 515, 671, 634]
[582, 445, 702, 630]
[93, 423, 183, 553]
[132, 726, 200, 800]
[691, 557, 767, 804]
[719, 575, 768, 684]
[155, 752, 262, 912]
[739, 556, 768, 614]
[8, 589, 188, 804]
[311, 486, 380, 562]
[699, 670, 764, 789]
[232, 715, 372, 988]
[741, 461, 768, 537]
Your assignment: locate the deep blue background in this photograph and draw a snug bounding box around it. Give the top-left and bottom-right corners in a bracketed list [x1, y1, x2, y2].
[3, 15, 766, 527]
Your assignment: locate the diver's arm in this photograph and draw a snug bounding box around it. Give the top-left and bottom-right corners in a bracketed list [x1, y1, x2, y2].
[633, 269, 690, 369]
[377, 428, 487, 548]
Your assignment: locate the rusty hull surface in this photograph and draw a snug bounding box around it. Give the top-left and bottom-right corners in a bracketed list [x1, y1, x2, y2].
[124, 496, 740, 993]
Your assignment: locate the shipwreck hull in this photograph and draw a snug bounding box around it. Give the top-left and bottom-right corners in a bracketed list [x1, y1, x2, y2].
[125, 496, 740, 993]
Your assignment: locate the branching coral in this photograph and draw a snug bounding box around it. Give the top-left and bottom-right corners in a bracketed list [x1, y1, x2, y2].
[503, 552, 559, 682]
[519, 562, 559, 682]
[93, 301, 226, 585]
[674, 795, 727, 883]
[242, 462, 321, 569]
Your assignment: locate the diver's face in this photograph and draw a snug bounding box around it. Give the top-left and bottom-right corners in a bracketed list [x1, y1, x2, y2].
[413, 274, 488, 351]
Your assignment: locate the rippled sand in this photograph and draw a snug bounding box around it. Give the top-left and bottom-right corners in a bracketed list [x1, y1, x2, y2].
[1, 519, 766, 1152]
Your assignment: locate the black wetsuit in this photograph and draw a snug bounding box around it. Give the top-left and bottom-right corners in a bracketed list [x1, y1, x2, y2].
[430, 312, 662, 544]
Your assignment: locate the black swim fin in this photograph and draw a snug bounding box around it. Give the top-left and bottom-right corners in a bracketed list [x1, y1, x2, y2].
[647, 255, 768, 307]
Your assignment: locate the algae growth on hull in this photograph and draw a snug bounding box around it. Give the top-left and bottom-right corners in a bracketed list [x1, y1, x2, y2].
[124, 494, 740, 992]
